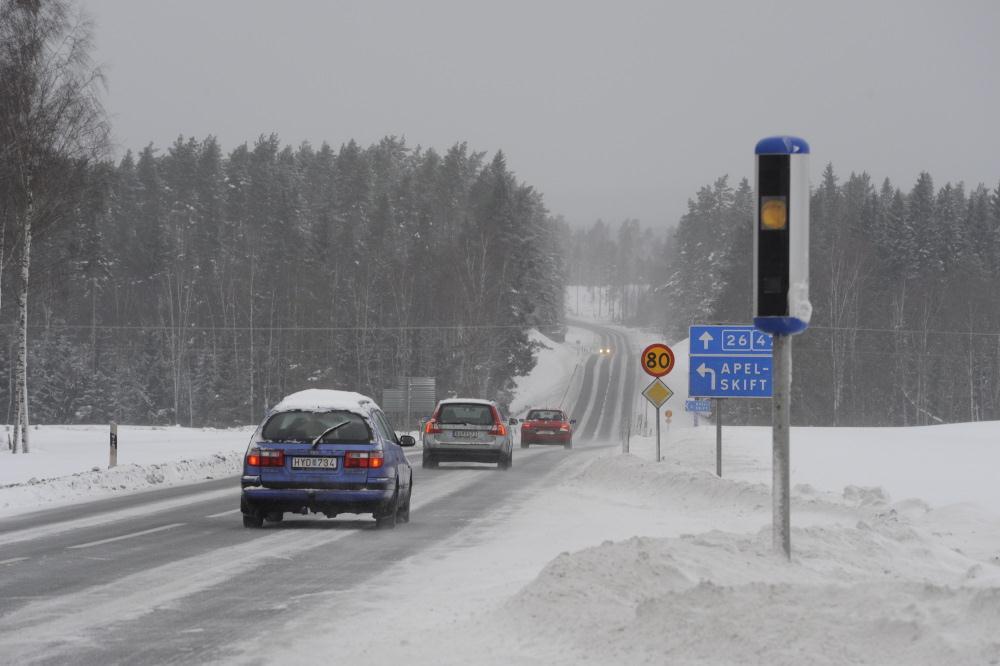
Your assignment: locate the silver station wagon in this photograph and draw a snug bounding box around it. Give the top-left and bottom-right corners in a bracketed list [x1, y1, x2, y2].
[421, 398, 515, 470]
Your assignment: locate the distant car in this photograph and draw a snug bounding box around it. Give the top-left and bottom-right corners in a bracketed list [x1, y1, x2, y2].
[240, 389, 415, 529]
[422, 398, 515, 470]
[520, 409, 575, 449]
[598, 346, 612, 355]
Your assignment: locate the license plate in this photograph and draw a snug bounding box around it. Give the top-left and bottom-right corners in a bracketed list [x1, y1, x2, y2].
[291, 456, 338, 470]
[453, 430, 477, 438]
[537, 430, 554, 435]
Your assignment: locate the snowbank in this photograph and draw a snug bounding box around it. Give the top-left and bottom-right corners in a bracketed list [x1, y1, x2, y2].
[0, 425, 253, 517]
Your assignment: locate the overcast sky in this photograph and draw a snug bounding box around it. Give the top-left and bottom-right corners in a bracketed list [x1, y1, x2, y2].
[83, 0, 1000, 228]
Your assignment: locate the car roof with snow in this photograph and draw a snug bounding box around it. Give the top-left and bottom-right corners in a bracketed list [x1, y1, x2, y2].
[270, 389, 379, 414]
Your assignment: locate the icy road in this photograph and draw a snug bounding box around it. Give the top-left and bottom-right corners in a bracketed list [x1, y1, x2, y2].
[0, 325, 630, 663]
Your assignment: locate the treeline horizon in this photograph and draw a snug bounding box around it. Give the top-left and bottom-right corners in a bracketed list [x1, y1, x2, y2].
[0, 134, 565, 426]
[574, 167, 1000, 427]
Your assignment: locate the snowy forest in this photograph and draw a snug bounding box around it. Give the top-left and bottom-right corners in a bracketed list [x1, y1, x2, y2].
[570, 170, 1000, 427]
[0, 134, 565, 426]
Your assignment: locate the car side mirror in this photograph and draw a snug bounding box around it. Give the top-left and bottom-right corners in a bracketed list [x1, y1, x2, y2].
[399, 435, 416, 447]
[508, 417, 518, 425]
[570, 419, 577, 425]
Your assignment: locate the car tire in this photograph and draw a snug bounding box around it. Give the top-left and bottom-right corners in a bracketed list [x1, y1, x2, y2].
[242, 513, 264, 529]
[499, 452, 512, 470]
[564, 440, 573, 450]
[265, 511, 283, 522]
[240, 496, 264, 528]
[521, 441, 529, 449]
[422, 455, 437, 469]
[397, 485, 412, 524]
[375, 485, 399, 529]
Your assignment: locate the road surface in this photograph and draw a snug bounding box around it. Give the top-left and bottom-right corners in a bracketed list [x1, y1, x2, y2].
[0, 322, 631, 664]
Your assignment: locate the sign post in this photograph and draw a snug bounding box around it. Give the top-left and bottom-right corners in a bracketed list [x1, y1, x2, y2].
[109, 422, 118, 469]
[639, 343, 675, 463]
[689, 324, 772, 479]
[753, 135, 811, 559]
[716, 398, 722, 477]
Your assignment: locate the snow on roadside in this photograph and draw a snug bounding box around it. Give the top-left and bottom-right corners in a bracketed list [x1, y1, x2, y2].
[0, 425, 253, 517]
[264, 440, 1000, 665]
[508, 327, 591, 418]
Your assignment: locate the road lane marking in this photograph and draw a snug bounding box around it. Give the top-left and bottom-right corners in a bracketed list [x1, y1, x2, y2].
[0, 557, 29, 566]
[66, 523, 185, 550]
[205, 509, 241, 519]
[0, 460, 547, 660]
[0, 488, 234, 548]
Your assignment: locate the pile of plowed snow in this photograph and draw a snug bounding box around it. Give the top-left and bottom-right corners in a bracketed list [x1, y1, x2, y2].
[480, 453, 1000, 665]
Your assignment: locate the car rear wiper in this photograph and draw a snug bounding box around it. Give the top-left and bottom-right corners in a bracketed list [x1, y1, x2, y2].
[311, 421, 350, 448]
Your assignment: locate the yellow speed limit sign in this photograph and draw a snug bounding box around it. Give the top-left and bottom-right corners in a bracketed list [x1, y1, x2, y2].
[641, 343, 675, 377]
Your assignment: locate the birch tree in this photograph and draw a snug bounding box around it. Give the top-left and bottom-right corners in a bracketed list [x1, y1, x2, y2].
[0, 0, 108, 452]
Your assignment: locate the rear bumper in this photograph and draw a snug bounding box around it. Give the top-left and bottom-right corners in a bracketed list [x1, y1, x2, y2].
[521, 432, 571, 444]
[242, 487, 394, 515]
[425, 446, 505, 463]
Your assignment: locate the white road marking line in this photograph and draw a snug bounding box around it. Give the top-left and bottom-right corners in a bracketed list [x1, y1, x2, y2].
[0, 557, 29, 566]
[66, 523, 185, 550]
[205, 509, 241, 519]
[0, 488, 234, 548]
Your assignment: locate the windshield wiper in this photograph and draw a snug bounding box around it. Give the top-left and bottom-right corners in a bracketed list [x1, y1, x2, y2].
[311, 421, 351, 448]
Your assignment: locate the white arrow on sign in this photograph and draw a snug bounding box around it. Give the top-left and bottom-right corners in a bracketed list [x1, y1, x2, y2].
[699, 331, 714, 349]
[697, 363, 717, 390]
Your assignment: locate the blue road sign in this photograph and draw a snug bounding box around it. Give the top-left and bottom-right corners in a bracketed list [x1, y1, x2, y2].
[685, 399, 712, 413]
[689, 325, 773, 398]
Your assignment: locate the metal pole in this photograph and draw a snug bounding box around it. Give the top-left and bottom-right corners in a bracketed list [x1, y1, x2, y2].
[109, 422, 118, 469]
[655, 406, 661, 462]
[716, 398, 722, 477]
[772, 334, 792, 558]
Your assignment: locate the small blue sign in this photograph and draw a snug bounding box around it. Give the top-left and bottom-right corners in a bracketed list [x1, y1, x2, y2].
[685, 399, 712, 413]
[689, 325, 773, 399]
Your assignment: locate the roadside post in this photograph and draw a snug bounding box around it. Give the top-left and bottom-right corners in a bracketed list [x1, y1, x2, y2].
[753, 135, 811, 559]
[688, 325, 772, 479]
[715, 399, 722, 476]
[109, 422, 118, 468]
[640, 343, 675, 462]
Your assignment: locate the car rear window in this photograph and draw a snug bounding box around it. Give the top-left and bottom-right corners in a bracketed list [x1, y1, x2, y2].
[261, 410, 372, 443]
[438, 403, 494, 426]
[527, 410, 564, 421]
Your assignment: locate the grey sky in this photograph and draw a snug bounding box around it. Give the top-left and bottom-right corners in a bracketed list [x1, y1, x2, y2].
[83, 0, 1000, 228]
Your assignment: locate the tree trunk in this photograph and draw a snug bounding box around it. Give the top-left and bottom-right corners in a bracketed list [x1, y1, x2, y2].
[14, 187, 33, 453]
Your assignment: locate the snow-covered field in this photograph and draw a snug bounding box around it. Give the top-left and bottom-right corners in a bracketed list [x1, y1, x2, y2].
[0, 426, 254, 517]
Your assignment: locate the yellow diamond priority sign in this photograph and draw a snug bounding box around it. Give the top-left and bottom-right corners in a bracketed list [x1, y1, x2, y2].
[642, 378, 674, 409]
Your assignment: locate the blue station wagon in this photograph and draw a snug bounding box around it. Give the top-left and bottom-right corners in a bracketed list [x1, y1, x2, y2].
[240, 389, 415, 529]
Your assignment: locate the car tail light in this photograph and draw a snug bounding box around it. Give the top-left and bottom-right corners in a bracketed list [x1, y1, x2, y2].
[246, 448, 285, 467]
[560, 423, 571, 431]
[521, 422, 533, 429]
[425, 419, 442, 435]
[344, 451, 384, 469]
[488, 405, 507, 436]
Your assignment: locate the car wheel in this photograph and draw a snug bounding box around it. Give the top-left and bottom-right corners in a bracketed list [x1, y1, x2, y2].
[242, 513, 264, 528]
[499, 452, 512, 470]
[375, 485, 399, 529]
[397, 485, 412, 524]
[564, 440, 573, 450]
[422, 454, 438, 469]
[265, 511, 283, 522]
[521, 441, 529, 449]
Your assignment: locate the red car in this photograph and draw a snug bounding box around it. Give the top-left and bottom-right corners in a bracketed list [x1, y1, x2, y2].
[520, 409, 575, 449]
